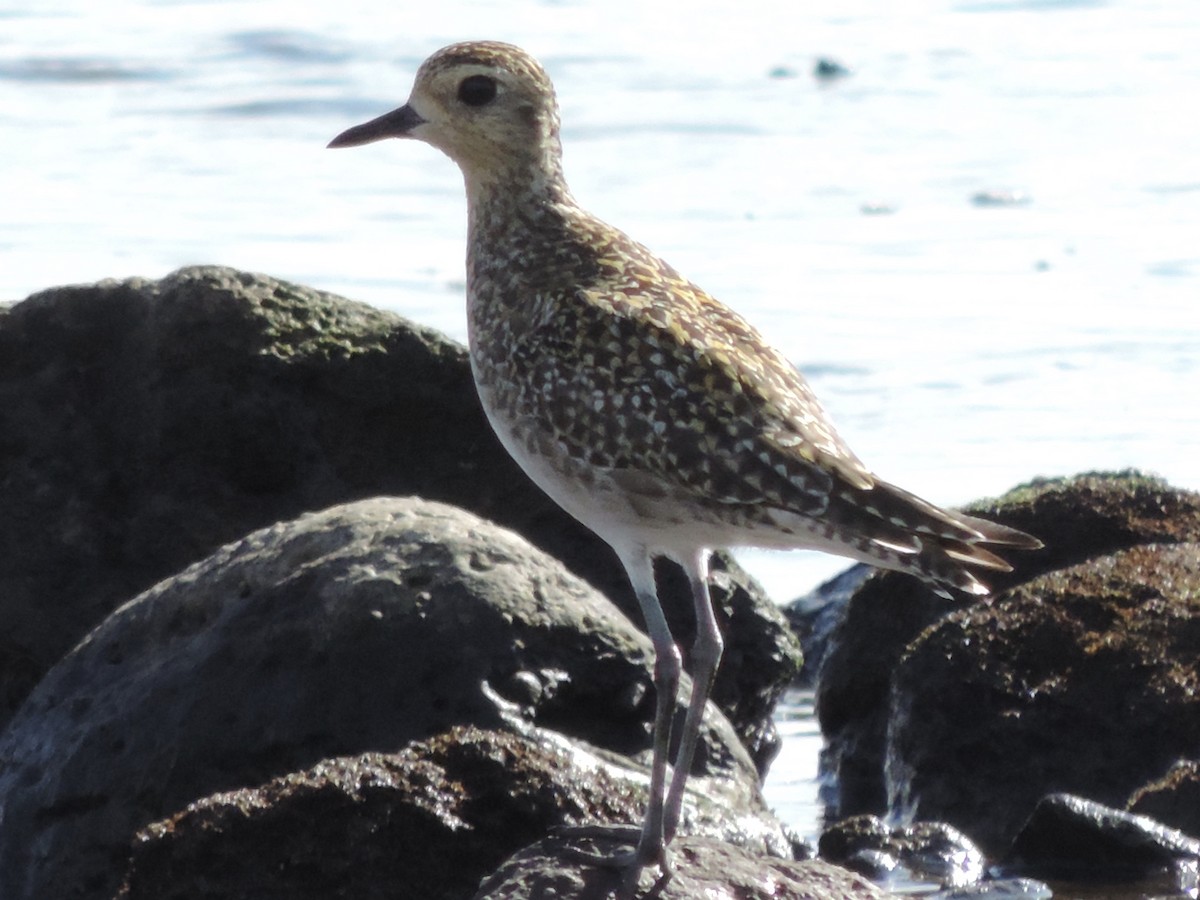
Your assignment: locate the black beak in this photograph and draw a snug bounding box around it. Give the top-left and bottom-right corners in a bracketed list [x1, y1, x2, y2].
[327, 104, 426, 149]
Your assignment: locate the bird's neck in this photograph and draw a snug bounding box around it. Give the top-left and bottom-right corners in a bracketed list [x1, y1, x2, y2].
[463, 154, 580, 275]
[462, 160, 596, 363]
[463, 151, 572, 217]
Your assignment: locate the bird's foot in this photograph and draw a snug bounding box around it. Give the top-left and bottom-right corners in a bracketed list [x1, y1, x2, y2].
[553, 824, 673, 898]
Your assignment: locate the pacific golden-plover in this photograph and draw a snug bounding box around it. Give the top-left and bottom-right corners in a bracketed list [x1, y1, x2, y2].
[329, 40, 1041, 890]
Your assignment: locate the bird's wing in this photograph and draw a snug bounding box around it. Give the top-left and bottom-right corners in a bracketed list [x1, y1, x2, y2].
[508, 223, 1043, 591]
[512, 257, 874, 517]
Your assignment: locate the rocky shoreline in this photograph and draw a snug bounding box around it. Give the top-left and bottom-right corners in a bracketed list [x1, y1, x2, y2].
[2, 267, 1197, 898]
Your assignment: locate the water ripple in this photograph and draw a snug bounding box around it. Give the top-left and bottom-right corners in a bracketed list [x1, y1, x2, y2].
[207, 97, 372, 119]
[225, 29, 355, 65]
[1146, 259, 1199, 278]
[0, 57, 169, 83]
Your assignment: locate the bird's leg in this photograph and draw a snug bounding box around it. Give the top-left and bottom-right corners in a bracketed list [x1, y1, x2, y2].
[663, 549, 722, 842]
[637, 611, 682, 865]
[556, 545, 680, 887]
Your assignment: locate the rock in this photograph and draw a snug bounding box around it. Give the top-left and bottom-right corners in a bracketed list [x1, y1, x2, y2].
[1128, 759, 1200, 838]
[0, 266, 799, 758]
[783, 564, 870, 686]
[116, 725, 791, 900]
[818, 815, 897, 878]
[817, 471, 1200, 819]
[0, 497, 761, 900]
[0, 267, 514, 719]
[819, 815, 984, 889]
[814, 57, 852, 80]
[1005, 793, 1200, 889]
[936, 879, 1052, 899]
[888, 542, 1200, 853]
[473, 835, 889, 899]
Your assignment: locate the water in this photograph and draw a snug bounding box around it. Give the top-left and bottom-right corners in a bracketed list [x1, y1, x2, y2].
[4, 0, 1200, 878]
[763, 688, 826, 836]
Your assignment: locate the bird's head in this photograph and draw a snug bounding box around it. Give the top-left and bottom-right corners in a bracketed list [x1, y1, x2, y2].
[329, 41, 565, 194]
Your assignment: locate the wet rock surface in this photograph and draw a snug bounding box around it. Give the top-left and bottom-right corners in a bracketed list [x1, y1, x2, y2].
[0, 497, 761, 900]
[1129, 759, 1200, 838]
[1004, 793, 1200, 893]
[116, 725, 791, 900]
[474, 835, 888, 900]
[819, 815, 984, 888]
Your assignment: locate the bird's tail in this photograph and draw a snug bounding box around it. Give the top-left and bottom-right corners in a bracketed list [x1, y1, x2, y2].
[852, 480, 1043, 597]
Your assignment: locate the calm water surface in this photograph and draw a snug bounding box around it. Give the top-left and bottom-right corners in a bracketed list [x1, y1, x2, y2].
[5, 1, 1199, 889]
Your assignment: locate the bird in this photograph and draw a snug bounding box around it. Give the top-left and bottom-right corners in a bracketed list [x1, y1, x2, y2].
[328, 40, 1041, 892]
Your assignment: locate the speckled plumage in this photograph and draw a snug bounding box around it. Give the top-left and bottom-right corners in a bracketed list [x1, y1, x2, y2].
[329, 40, 1041, 887]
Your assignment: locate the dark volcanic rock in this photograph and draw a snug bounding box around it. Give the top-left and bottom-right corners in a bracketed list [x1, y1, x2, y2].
[816, 471, 1200, 819]
[117, 726, 791, 900]
[888, 542, 1200, 853]
[0, 266, 799, 755]
[819, 815, 984, 888]
[783, 565, 870, 686]
[1006, 793, 1200, 887]
[814, 58, 853, 81]
[474, 835, 888, 900]
[0, 497, 762, 900]
[1129, 760, 1200, 838]
[0, 267, 525, 718]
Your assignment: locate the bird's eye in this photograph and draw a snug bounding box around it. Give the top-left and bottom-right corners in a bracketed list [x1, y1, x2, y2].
[457, 74, 498, 107]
